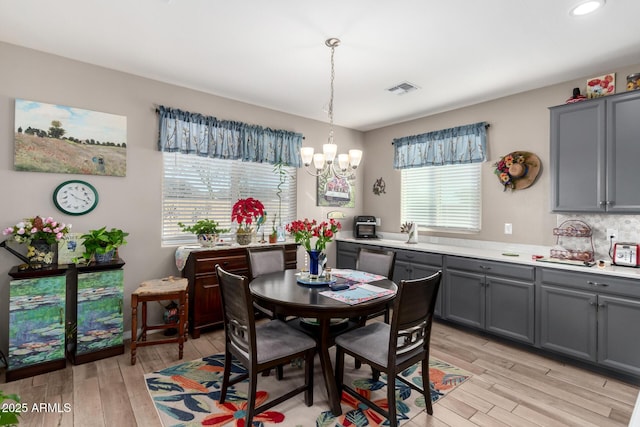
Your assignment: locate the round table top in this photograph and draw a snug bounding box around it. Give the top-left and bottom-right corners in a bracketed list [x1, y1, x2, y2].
[249, 269, 397, 318]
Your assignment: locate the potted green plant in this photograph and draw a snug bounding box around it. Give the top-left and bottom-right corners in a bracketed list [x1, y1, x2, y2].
[178, 219, 229, 247]
[79, 227, 129, 263]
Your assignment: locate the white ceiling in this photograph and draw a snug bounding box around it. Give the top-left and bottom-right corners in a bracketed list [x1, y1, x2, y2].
[1, 0, 639, 131]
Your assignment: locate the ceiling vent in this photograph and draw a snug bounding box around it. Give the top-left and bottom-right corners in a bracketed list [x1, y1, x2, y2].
[386, 81, 420, 95]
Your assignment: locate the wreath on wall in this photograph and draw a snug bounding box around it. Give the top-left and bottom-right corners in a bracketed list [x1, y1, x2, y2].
[493, 151, 541, 191]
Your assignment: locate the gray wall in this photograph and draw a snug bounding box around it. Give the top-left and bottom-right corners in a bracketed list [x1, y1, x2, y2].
[363, 62, 640, 252]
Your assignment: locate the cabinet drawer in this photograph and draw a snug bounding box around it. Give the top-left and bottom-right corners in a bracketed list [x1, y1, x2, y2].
[539, 268, 640, 298]
[337, 241, 360, 254]
[447, 256, 534, 281]
[395, 249, 442, 266]
[195, 254, 248, 274]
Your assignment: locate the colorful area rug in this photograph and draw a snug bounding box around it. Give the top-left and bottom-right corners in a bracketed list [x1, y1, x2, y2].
[145, 353, 470, 426]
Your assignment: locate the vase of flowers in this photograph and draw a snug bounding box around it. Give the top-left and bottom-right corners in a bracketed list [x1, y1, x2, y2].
[231, 197, 265, 245]
[2, 216, 71, 268]
[286, 218, 341, 278]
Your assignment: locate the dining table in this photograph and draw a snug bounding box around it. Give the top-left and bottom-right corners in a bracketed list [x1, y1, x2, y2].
[249, 269, 397, 416]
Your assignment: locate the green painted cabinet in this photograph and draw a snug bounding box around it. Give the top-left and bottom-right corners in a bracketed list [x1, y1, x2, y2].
[68, 259, 125, 364]
[7, 267, 69, 382]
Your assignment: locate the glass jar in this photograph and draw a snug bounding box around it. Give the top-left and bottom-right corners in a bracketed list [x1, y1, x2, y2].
[626, 73, 640, 91]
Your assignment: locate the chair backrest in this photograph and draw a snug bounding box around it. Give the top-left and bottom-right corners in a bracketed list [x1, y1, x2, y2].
[247, 247, 286, 280]
[388, 271, 442, 366]
[216, 264, 256, 363]
[356, 247, 396, 280]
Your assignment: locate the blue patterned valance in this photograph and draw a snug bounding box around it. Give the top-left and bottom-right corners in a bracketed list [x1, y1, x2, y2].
[157, 106, 303, 167]
[393, 122, 488, 169]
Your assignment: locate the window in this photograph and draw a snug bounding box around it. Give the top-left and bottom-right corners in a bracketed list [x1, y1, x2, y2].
[401, 163, 481, 232]
[162, 152, 297, 246]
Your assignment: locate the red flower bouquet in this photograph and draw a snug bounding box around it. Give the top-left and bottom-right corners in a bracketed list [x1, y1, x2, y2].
[286, 218, 341, 252]
[231, 198, 265, 233]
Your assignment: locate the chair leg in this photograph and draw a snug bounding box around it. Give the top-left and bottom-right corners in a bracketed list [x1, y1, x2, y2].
[304, 349, 314, 406]
[276, 364, 284, 380]
[387, 372, 398, 427]
[372, 367, 380, 382]
[354, 316, 366, 370]
[334, 347, 345, 396]
[422, 358, 433, 415]
[245, 370, 258, 426]
[219, 350, 232, 403]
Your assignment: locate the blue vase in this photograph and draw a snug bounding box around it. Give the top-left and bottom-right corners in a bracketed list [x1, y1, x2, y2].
[308, 250, 322, 278]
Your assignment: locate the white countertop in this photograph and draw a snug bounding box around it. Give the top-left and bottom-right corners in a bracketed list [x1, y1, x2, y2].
[337, 234, 640, 280]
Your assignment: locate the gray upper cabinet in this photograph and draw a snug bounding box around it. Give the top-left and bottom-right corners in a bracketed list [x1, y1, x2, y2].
[550, 90, 640, 212]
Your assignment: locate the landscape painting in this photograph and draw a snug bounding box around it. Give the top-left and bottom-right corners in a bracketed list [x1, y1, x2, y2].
[14, 99, 127, 176]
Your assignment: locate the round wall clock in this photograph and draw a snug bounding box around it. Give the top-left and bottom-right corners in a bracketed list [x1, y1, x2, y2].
[53, 180, 99, 215]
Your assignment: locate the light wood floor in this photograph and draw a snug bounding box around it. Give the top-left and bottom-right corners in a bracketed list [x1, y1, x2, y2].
[1, 320, 638, 427]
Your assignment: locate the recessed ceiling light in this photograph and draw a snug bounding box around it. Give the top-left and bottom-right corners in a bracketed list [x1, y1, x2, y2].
[570, 0, 605, 16]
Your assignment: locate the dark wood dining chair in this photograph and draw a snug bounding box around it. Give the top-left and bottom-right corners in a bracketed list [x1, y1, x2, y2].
[355, 247, 396, 323]
[334, 271, 442, 427]
[247, 246, 286, 319]
[215, 265, 316, 425]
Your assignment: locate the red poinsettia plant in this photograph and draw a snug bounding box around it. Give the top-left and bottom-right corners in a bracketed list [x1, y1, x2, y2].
[286, 218, 341, 252]
[231, 198, 265, 233]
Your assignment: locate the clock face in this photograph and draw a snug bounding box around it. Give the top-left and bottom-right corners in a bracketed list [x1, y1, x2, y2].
[53, 180, 99, 215]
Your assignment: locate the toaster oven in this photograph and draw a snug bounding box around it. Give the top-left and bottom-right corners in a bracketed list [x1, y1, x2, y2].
[353, 215, 378, 239]
[613, 243, 640, 267]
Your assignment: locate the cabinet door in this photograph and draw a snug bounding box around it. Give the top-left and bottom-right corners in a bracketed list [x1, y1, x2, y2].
[550, 99, 606, 212]
[9, 276, 66, 370]
[485, 276, 534, 344]
[336, 248, 357, 269]
[606, 92, 640, 212]
[539, 285, 597, 362]
[76, 270, 124, 355]
[192, 275, 223, 328]
[445, 269, 484, 329]
[392, 260, 413, 282]
[597, 294, 640, 376]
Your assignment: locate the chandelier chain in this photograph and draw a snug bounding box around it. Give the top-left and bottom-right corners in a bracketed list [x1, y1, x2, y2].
[328, 40, 336, 143]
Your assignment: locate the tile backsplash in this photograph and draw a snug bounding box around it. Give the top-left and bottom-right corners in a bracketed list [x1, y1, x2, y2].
[557, 214, 640, 261]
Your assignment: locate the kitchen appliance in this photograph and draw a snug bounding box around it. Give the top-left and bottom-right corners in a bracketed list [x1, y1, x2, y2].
[613, 243, 640, 267]
[353, 215, 377, 239]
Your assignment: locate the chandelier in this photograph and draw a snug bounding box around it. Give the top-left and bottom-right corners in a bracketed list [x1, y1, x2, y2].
[300, 38, 363, 177]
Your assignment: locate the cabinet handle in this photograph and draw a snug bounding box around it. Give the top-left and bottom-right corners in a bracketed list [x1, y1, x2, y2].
[587, 280, 609, 287]
[606, 200, 613, 206]
[599, 201, 606, 206]
[598, 303, 606, 308]
[589, 301, 597, 306]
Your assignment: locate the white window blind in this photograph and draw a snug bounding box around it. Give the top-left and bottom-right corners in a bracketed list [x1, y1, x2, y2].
[162, 152, 297, 246]
[401, 163, 481, 232]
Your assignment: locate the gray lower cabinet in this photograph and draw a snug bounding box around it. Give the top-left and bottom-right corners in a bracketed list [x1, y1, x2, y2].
[445, 256, 535, 344]
[336, 241, 360, 269]
[393, 249, 443, 317]
[538, 268, 640, 376]
[550, 89, 640, 213]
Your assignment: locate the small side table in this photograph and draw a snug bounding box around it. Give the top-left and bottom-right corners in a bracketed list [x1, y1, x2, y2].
[131, 277, 188, 365]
